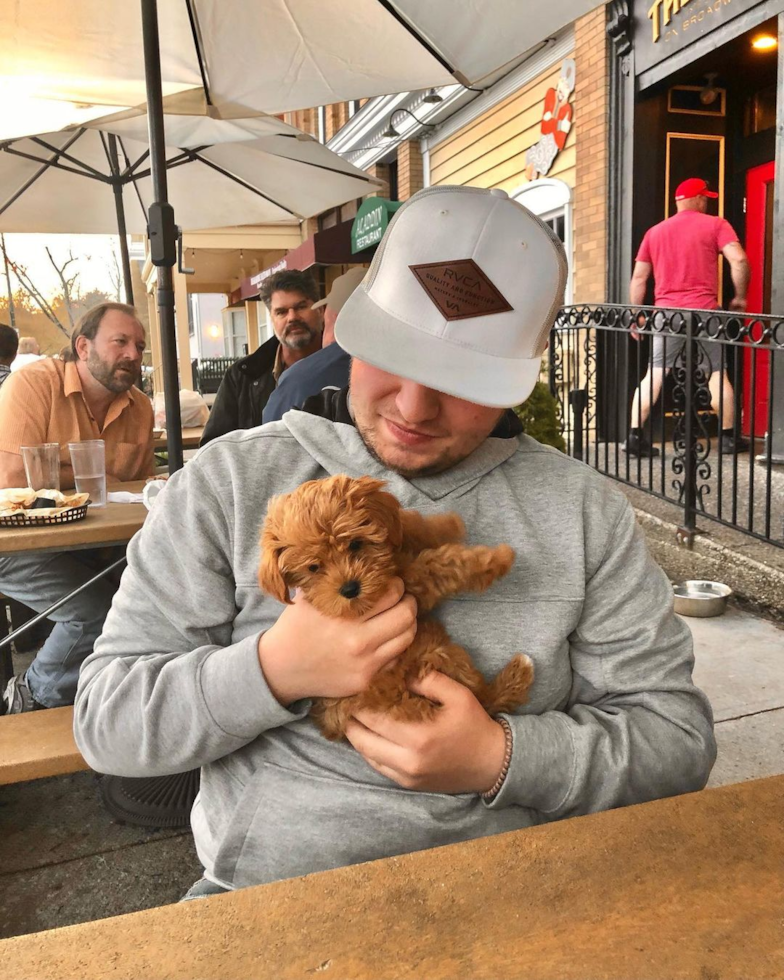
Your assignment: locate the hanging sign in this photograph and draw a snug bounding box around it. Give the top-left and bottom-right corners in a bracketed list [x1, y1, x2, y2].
[351, 198, 403, 253]
[634, 0, 761, 76]
[525, 59, 576, 181]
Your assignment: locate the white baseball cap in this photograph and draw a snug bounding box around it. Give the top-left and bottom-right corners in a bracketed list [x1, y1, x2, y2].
[334, 185, 567, 408]
[311, 267, 366, 313]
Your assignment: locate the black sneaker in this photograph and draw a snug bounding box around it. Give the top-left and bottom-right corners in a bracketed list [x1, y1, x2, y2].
[720, 433, 750, 454]
[623, 431, 660, 458]
[2, 671, 47, 714]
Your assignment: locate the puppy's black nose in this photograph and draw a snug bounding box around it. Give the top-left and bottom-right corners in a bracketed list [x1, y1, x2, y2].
[339, 580, 361, 599]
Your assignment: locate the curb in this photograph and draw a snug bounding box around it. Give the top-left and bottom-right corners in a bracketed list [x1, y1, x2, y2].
[632, 506, 784, 624]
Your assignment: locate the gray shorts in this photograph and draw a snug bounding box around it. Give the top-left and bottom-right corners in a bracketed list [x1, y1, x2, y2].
[651, 334, 723, 374]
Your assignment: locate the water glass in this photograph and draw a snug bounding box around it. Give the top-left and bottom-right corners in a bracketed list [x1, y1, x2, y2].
[68, 440, 107, 508]
[21, 443, 61, 492]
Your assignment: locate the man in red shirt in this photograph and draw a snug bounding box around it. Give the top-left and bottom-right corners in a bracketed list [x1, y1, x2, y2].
[625, 177, 751, 456]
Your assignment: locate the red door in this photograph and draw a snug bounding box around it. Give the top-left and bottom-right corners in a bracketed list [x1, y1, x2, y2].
[743, 160, 774, 437]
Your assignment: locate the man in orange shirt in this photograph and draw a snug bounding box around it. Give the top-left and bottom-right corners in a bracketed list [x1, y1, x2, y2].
[0, 302, 154, 713]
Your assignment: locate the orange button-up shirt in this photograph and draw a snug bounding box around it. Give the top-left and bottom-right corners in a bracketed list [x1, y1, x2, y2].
[0, 358, 154, 486]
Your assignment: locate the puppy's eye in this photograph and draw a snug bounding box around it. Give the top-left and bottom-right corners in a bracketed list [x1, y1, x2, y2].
[348, 539, 363, 552]
[307, 563, 320, 573]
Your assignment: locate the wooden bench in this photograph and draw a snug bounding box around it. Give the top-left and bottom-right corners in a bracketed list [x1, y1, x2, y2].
[0, 705, 88, 785]
[0, 774, 781, 979]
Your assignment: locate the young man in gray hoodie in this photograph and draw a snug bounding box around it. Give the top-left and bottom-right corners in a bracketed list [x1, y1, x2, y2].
[74, 186, 716, 899]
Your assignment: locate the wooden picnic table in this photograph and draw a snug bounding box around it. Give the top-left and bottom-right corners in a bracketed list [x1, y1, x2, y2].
[0, 480, 148, 557]
[153, 427, 203, 451]
[1, 774, 782, 979]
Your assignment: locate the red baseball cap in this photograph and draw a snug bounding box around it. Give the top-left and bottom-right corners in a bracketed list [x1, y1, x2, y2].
[675, 177, 719, 200]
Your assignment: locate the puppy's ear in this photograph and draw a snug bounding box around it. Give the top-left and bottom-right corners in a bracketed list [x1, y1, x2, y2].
[363, 485, 404, 549]
[348, 476, 387, 498]
[259, 500, 292, 604]
[258, 544, 291, 604]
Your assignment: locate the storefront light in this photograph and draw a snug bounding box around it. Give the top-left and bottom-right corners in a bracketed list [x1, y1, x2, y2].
[752, 34, 777, 51]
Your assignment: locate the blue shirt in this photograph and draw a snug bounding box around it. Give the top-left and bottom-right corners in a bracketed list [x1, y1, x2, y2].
[0, 364, 11, 390]
[262, 343, 351, 423]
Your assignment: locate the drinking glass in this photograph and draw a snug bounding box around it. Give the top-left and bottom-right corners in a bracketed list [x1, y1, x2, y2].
[21, 443, 61, 492]
[68, 440, 107, 508]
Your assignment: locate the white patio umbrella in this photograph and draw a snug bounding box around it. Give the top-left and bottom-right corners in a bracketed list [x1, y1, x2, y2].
[0, 0, 604, 134]
[0, 114, 382, 235]
[0, 109, 381, 295]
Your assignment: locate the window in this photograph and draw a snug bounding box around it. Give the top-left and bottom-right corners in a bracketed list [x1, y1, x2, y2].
[388, 159, 399, 202]
[544, 212, 566, 244]
[223, 308, 248, 358]
[510, 178, 573, 304]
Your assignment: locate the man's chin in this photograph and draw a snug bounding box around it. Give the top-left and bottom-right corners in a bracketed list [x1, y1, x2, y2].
[106, 373, 136, 393]
[364, 431, 449, 478]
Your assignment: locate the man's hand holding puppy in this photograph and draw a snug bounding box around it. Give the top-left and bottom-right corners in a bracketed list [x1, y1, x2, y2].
[258, 578, 417, 706]
[345, 671, 507, 796]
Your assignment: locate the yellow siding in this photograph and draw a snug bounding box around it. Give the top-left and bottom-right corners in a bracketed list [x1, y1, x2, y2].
[429, 60, 576, 194]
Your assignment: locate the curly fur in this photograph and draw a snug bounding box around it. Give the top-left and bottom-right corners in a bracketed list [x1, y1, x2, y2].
[259, 474, 534, 740]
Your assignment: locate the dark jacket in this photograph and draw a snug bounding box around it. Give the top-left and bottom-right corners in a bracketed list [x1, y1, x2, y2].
[200, 335, 279, 446]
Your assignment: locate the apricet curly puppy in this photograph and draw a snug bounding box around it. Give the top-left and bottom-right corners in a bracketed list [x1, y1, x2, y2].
[259, 474, 534, 740]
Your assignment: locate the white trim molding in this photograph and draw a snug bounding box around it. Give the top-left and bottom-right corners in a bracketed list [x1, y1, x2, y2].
[511, 178, 574, 305]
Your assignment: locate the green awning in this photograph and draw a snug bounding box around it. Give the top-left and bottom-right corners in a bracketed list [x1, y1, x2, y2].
[351, 197, 403, 253]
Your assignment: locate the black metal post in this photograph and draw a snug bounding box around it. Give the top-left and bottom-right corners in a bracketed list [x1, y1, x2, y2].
[1, 232, 15, 327]
[548, 326, 557, 397]
[107, 134, 134, 305]
[678, 312, 698, 546]
[141, 0, 184, 473]
[569, 388, 588, 461]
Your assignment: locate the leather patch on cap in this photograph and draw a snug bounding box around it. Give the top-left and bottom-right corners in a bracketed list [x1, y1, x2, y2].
[409, 259, 513, 321]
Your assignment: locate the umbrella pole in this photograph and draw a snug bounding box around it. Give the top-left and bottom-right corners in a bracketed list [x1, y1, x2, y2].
[107, 135, 134, 305]
[141, 0, 183, 474]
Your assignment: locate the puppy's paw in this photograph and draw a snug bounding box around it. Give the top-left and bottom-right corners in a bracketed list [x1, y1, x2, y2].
[485, 654, 534, 714]
[491, 544, 515, 577]
[440, 513, 466, 542]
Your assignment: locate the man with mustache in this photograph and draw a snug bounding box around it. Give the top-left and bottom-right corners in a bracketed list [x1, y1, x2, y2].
[0, 302, 153, 713]
[200, 269, 324, 445]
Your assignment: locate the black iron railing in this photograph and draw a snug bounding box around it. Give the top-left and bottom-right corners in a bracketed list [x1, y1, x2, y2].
[550, 305, 784, 548]
[194, 356, 238, 395]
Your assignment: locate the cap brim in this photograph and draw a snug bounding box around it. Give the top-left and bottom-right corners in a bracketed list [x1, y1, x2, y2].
[335, 286, 543, 409]
[704, 190, 719, 198]
[311, 297, 328, 310]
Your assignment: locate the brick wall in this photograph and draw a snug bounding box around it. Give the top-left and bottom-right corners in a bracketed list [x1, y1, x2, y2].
[398, 141, 424, 201]
[573, 6, 609, 304]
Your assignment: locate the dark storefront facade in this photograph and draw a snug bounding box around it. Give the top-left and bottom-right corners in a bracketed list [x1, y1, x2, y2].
[602, 0, 784, 448]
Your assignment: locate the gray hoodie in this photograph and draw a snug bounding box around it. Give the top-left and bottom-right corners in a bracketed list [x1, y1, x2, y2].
[74, 411, 716, 889]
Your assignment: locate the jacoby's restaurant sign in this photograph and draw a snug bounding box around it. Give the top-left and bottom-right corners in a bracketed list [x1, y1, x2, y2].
[635, 0, 754, 75]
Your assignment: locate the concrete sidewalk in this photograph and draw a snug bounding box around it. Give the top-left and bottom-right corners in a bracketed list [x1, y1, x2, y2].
[0, 604, 782, 940]
[691, 606, 784, 787]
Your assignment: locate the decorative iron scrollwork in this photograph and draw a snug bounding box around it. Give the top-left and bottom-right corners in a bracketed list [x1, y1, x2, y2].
[670, 339, 712, 510]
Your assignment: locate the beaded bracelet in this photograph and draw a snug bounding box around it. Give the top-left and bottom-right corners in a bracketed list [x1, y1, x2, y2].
[481, 717, 513, 802]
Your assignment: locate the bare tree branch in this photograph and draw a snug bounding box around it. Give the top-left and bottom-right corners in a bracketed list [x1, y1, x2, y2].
[46, 247, 81, 328]
[0, 239, 70, 337]
[107, 247, 123, 302]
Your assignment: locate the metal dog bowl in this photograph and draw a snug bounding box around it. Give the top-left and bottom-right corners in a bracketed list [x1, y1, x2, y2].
[673, 581, 732, 618]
